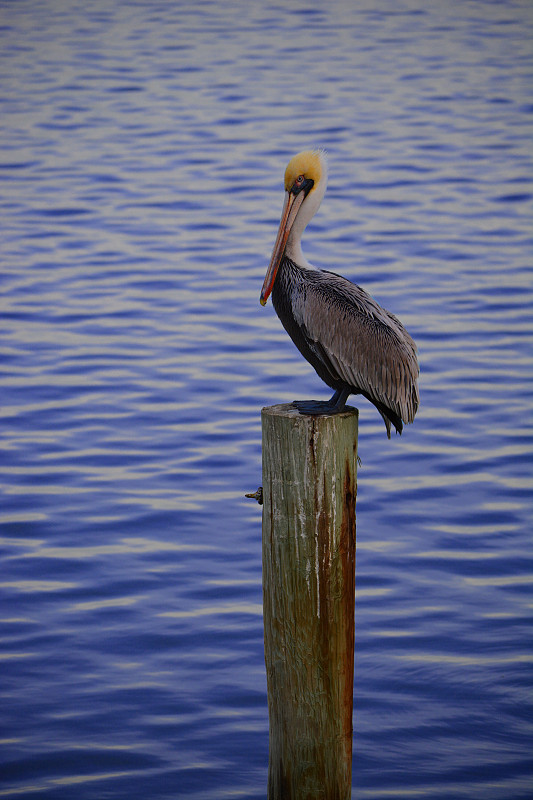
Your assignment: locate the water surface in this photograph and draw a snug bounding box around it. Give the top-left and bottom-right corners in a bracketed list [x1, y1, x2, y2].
[1, 1, 532, 798]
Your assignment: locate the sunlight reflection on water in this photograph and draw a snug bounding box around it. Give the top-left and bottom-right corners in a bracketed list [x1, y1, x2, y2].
[1, 0, 532, 798]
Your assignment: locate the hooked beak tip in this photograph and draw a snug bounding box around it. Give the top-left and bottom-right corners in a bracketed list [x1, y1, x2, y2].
[260, 295, 267, 306]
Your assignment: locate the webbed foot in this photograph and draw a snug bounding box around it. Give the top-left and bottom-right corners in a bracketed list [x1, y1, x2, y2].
[292, 388, 350, 416]
[292, 400, 340, 415]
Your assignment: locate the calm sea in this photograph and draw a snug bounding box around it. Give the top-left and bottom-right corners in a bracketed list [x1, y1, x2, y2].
[1, 1, 532, 798]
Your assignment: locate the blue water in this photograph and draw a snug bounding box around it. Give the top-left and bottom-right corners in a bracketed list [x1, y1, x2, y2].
[1, 0, 532, 798]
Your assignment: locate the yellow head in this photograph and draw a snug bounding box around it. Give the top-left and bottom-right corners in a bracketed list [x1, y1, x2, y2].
[284, 150, 325, 194]
[260, 150, 327, 306]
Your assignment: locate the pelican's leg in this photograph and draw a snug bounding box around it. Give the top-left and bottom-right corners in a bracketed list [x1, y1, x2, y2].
[292, 388, 350, 416]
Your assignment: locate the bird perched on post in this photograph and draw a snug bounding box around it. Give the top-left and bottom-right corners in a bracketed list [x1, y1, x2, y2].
[260, 150, 419, 438]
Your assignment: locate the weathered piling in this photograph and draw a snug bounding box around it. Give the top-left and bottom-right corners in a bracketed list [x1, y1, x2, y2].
[261, 403, 358, 800]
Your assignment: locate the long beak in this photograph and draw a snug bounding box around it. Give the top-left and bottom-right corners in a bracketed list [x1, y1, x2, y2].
[260, 190, 306, 305]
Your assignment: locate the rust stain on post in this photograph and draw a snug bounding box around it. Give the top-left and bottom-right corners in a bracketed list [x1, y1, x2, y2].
[261, 403, 358, 800]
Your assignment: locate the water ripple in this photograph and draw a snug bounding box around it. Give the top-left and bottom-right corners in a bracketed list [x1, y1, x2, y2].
[1, 1, 532, 798]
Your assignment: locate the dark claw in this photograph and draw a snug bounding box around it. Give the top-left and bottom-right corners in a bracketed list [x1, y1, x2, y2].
[292, 389, 350, 416]
[292, 400, 341, 416]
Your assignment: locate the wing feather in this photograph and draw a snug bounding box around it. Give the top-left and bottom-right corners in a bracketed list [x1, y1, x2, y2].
[293, 268, 419, 425]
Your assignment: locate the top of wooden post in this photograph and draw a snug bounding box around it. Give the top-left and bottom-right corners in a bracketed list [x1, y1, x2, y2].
[262, 402, 358, 420]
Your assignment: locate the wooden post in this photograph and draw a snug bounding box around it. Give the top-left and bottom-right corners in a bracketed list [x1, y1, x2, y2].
[261, 403, 358, 800]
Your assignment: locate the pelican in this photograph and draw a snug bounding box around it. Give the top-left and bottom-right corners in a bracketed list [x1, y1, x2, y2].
[260, 150, 419, 438]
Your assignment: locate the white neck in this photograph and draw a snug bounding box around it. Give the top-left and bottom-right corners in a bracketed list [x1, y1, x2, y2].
[285, 162, 327, 270]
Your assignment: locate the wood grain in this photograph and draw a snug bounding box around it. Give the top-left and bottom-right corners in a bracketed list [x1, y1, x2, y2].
[262, 403, 358, 799]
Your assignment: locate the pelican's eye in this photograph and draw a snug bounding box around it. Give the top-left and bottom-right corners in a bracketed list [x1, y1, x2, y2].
[292, 173, 312, 195]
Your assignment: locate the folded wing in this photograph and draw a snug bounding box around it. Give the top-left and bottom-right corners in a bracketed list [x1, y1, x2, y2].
[292, 269, 419, 431]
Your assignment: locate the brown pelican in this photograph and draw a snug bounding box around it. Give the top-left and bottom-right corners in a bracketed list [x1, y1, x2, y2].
[260, 150, 419, 438]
